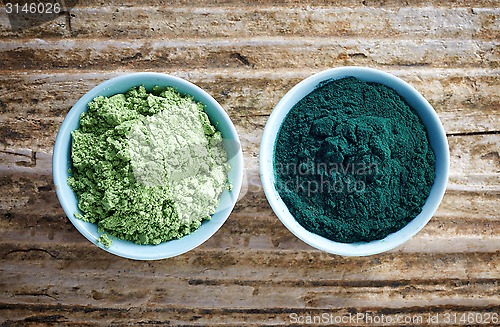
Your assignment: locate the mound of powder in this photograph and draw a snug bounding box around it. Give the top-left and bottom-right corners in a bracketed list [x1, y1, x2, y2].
[68, 86, 229, 245]
[274, 77, 436, 243]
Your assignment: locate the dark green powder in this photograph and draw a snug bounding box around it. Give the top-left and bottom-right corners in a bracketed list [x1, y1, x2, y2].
[274, 77, 436, 243]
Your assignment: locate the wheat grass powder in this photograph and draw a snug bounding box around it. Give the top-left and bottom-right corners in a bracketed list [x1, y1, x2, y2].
[69, 86, 229, 246]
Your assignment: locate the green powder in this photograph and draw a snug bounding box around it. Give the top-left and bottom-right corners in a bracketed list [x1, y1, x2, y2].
[98, 234, 112, 248]
[68, 86, 229, 245]
[274, 77, 436, 243]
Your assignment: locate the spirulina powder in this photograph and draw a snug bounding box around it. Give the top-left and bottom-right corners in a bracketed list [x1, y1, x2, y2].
[274, 77, 436, 243]
[69, 86, 229, 245]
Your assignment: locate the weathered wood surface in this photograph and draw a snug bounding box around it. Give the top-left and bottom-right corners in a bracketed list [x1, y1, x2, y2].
[0, 0, 499, 325]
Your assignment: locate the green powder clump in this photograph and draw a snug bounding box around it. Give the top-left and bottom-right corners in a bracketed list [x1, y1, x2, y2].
[68, 86, 229, 245]
[98, 234, 112, 248]
[274, 77, 436, 243]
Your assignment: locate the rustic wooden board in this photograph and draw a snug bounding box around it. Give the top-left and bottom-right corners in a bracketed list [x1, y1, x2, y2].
[0, 0, 499, 326]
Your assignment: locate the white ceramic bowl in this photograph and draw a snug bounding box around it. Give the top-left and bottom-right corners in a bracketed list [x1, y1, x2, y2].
[259, 67, 449, 256]
[53, 73, 244, 260]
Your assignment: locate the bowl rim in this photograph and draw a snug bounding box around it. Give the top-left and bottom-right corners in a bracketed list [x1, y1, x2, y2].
[259, 66, 449, 256]
[53, 72, 244, 260]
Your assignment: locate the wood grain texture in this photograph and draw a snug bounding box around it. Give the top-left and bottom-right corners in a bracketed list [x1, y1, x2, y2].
[0, 0, 499, 325]
[2, 38, 498, 70]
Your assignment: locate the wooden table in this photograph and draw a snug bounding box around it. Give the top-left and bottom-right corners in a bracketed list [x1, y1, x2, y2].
[1, 0, 499, 325]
